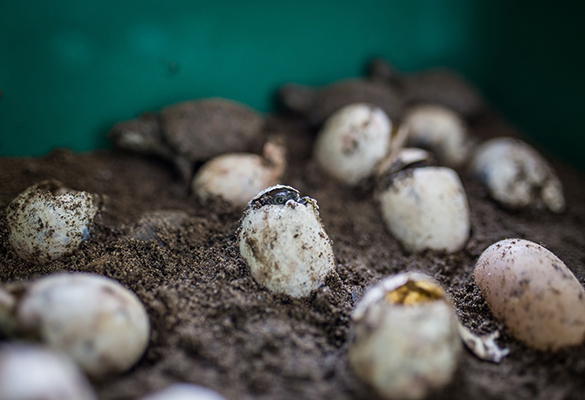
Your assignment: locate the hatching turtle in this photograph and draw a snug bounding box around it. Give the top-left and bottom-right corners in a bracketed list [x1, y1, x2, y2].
[108, 98, 265, 184]
[277, 78, 403, 127]
[368, 58, 486, 119]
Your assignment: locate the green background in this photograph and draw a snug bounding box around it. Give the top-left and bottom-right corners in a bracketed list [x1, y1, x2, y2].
[1, 1, 583, 169]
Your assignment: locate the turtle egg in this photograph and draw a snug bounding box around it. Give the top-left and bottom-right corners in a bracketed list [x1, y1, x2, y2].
[5, 180, 101, 263]
[314, 103, 392, 185]
[402, 104, 474, 167]
[192, 139, 286, 208]
[140, 384, 227, 400]
[2, 273, 150, 377]
[376, 150, 470, 252]
[348, 272, 461, 400]
[238, 185, 336, 298]
[474, 238, 585, 351]
[0, 343, 97, 400]
[469, 137, 565, 213]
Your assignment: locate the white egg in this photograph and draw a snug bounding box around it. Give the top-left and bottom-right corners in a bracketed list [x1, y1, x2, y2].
[193, 140, 286, 207]
[5, 180, 101, 264]
[6, 273, 150, 377]
[314, 103, 392, 185]
[402, 104, 474, 167]
[140, 384, 227, 400]
[0, 344, 97, 400]
[238, 185, 336, 298]
[469, 137, 565, 213]
[348, 272, 461, 400]
[376, 161, 470, 253]
[474, 238, 585, 350]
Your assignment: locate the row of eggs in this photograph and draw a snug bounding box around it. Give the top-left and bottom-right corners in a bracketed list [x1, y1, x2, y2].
[3, 178, 584, 399]
[0, 99, 576, 400]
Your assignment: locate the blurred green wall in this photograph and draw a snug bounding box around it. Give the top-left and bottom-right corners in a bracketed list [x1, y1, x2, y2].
[1, 0, 583, 168]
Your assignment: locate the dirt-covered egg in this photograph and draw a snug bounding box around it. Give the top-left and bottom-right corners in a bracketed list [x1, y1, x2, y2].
[376, 149, 470, 252]
[238, 185, 336, 298]
[469, 137, 565, 213]
[314, 103, 392, 185]
[5, 180, 101, 264]
[140, 384, 227, 400]
[192, 139, 286, 208]
[0, 343, 97, 400]
[0, 273, 150, 378]
[348, 272, 461, 400]
[402, 104, 474, 167]
[474, 238, 585, 351]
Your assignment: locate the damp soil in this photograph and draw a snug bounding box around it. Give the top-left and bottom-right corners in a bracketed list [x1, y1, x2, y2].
[1, 110, 585, 400]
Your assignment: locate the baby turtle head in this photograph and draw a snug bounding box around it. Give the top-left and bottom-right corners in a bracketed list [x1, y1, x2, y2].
[247, 185, 312, 210]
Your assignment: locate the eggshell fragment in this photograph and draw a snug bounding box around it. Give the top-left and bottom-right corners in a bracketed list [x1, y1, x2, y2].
[377, 166, 470, 252]
[314, 103, 392, 185]
[140, 384, 227, 400]
[238, 185, 336, 298]
[5, 180, 100, 263]
[14, 273, 150, 377]
[348, 272, 461, 400]
[0, 344, 97, 400]
[474, 238, 585, 350]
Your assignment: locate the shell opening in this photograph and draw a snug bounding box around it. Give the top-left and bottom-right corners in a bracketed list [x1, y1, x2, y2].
[384, 280, 445, 305]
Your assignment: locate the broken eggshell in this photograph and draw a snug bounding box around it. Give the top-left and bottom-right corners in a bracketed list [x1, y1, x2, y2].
[314, 103, 393, 186]
[474, 238, 585, 351]
[238, 185, 336, 298]
[402, 104, 475, 167]
[140, 384, 227, 400]
[376, 151, 470, 252]
[348, 272, 461, 400]
[0, 343, 98, 400]
[1, 273, 150, 378]
[5, 180, 101, 264]
[469, 137, 565, 213]
[192, 139, 286, 208]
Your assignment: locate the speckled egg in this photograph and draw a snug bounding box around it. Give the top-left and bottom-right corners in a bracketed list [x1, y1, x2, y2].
[5, 180, 101, 263]
[8, 273, 150, 377]
[314, 103, 392, 185]
[192, 139, 286, 207]
[469, 137, 565, 213]
[474, 238, 585, 351]
[238, 185, 336, 298]
[376, 152, 470, 253]
[402, 104, 474, 167]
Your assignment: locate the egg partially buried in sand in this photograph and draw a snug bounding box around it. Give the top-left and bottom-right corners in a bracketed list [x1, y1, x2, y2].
[348, 272, 461, 400]
[474, 238, 585, 350]
[238, 185, 336, 298]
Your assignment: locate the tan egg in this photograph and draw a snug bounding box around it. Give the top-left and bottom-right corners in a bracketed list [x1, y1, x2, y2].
[314, 103, 392, 185]
[376, 151, 470, 253]
[140, 384, 227, 400]
[238, 185, 336, 298]
[5, 180, 101, 264]
[474, 238, 585, 350]
[348, 272, 461, 400]
[4, 273, 150, 378]
[469, 137, 565, 213]
[192, 139, 286, 208]
[0, 344, 97, 400]
[402, 104, 475, 167]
